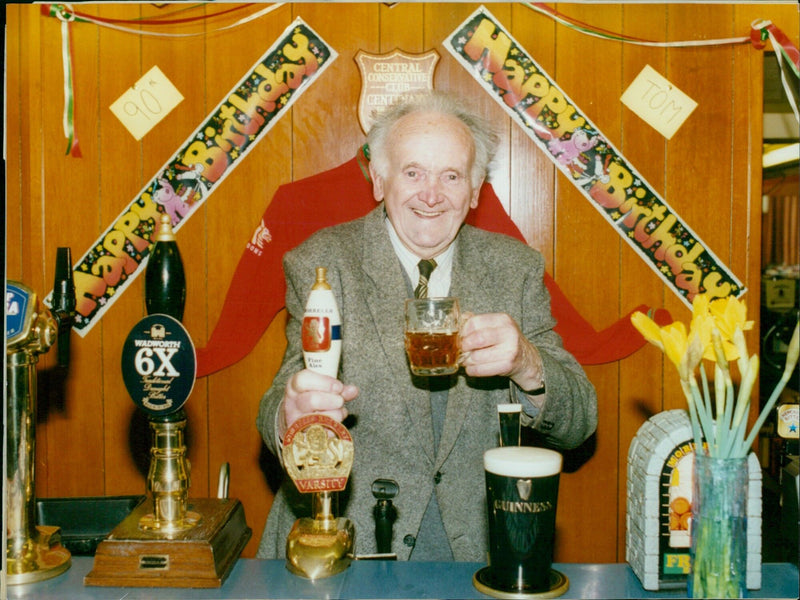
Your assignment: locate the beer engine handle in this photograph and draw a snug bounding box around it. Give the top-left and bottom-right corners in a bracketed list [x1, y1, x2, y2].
[371, 479, 398, 555]
[51, 247, 76, 368]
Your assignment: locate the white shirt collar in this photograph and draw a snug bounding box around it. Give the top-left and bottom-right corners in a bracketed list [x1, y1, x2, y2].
[385, 217, 454, 298]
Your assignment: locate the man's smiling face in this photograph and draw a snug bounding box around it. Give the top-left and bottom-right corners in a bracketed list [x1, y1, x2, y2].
[370, 110, 482, 259]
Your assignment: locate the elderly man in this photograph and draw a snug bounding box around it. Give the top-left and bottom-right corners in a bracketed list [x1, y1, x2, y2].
[256, 91, 597, 561]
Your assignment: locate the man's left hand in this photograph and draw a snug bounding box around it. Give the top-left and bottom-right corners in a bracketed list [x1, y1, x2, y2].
[459, 312, 544, 391]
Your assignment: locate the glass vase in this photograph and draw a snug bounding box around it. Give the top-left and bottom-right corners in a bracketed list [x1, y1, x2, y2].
[688, 453, 748, 599]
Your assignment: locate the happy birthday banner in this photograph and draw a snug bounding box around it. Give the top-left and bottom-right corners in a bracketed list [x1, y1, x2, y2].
[445, 7, 745, 308]
[50, 18, 337, 336]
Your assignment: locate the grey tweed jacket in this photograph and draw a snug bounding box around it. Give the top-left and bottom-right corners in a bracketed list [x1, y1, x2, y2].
[255, 204, 597, 561]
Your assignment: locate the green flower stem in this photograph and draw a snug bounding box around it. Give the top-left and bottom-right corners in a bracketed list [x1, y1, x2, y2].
[719, 376, 735, 458]
[689, 377, 717, 451]
[737, 368, 793, 458]
[683, 380, 704, 453]
[713, 364, 726, 456]
[723, 415, 748, 459]
[737, 323, 797, 458]
[731, 356, 757, 430]
[700, 365, 714, 423]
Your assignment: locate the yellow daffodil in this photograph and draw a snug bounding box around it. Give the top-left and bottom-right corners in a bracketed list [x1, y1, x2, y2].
[708, 294, 754, 339]
[689, 293, 750, 363]
[631, 295, 799, 459]
[690, 306, 718, 362]
[630, 311, 664, 351]
[631, 311, 695, 381]
[660, 321, 689, 374]
[680, 332, 705, 382]
[689, 293, 710, 322]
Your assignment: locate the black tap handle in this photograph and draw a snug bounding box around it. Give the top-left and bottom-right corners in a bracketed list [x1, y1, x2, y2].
[371, 478, 398, 500]
[372, 479, 398, 554]
[52, 247, 76, 368]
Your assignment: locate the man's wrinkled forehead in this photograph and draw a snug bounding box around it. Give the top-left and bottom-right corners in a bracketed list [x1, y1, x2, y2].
[388, 110, 476, 168]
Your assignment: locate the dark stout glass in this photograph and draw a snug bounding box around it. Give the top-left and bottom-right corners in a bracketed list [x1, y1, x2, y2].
[483, 447, 562, 592]
[497, 404, 521, 446]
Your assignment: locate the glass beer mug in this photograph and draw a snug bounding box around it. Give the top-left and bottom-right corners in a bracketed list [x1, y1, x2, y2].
[404, 297, 461, 376]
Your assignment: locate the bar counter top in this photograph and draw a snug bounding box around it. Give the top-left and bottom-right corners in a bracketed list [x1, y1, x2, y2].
[6, 558, 799, 599]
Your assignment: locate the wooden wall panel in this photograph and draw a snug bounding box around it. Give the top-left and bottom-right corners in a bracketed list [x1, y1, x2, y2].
[551, 4, 625, 563]
[508, 4, 557, 259]
[380, 3, 424, 53]
[202, 2, 297, 559]
[8, 4, 47, 495]
[292, 4, 377, 178]
[617, 1, 670, 563]
[5, 2, 798, 563]
[5, 4, 24, 280]
[733, 2, 770, 352]
[94, 3, 150, 498]
[664, 3, 739, 418]
[37, 3, 106, 498]
[81, 3, 133, 495]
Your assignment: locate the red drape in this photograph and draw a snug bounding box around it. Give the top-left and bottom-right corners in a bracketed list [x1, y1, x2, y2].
[196, 148, 671, 377]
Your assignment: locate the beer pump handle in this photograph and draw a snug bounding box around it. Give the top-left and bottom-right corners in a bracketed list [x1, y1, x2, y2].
[51, 247, 76, 368]
[145, 214, 186, 321]
[371, 479, 398, 555]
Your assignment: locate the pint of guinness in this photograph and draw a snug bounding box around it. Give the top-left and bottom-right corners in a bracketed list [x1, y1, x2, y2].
[476, 447, 566, 597]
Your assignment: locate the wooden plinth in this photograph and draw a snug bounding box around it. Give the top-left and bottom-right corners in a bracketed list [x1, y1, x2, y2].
[85, 497, 251, 588]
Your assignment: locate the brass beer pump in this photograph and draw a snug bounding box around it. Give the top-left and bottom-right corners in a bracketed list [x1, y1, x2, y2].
[138, 213, 197, 535]
[85, 214, 250, 588]
[5, 248, 76, 584]
[282, 266, 355, 579]
[282, 416, 355, 579]
[138, 409, 201, 534]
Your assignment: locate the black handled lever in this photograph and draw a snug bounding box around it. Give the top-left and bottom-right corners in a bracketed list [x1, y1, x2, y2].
[51, 247, 76, 368]
[372, 479, 398, 555]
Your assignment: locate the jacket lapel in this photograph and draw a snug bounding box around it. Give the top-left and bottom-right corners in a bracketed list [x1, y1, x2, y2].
[436, 226, 494, 468]
[360, 205, 436, 463]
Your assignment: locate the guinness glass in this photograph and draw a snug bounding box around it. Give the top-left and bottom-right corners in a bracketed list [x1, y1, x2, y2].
[497, 403, 522, 446]
[478, 447, 564, 596]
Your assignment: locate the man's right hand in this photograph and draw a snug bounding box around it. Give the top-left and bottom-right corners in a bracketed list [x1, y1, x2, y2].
[281, 369, 359, 436]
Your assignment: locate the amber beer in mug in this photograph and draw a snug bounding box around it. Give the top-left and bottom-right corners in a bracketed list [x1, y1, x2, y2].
[483, 447, 562, 592]
[404, 297, 460, 376]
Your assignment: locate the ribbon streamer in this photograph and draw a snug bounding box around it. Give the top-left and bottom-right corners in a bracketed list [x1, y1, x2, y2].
[46, 18, 337, 336]
[76, 3, 255, 26]
[524, 4, 798, 124]
[46, 2, 282, 156]
[525, 2, 751, 48]
[46, 3, 281, 38]
[54, 4, 81, 157]
[753, 19, 800, 123]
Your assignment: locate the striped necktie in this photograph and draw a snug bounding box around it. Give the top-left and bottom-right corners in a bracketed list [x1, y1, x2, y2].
[414, 259, 437, 299]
